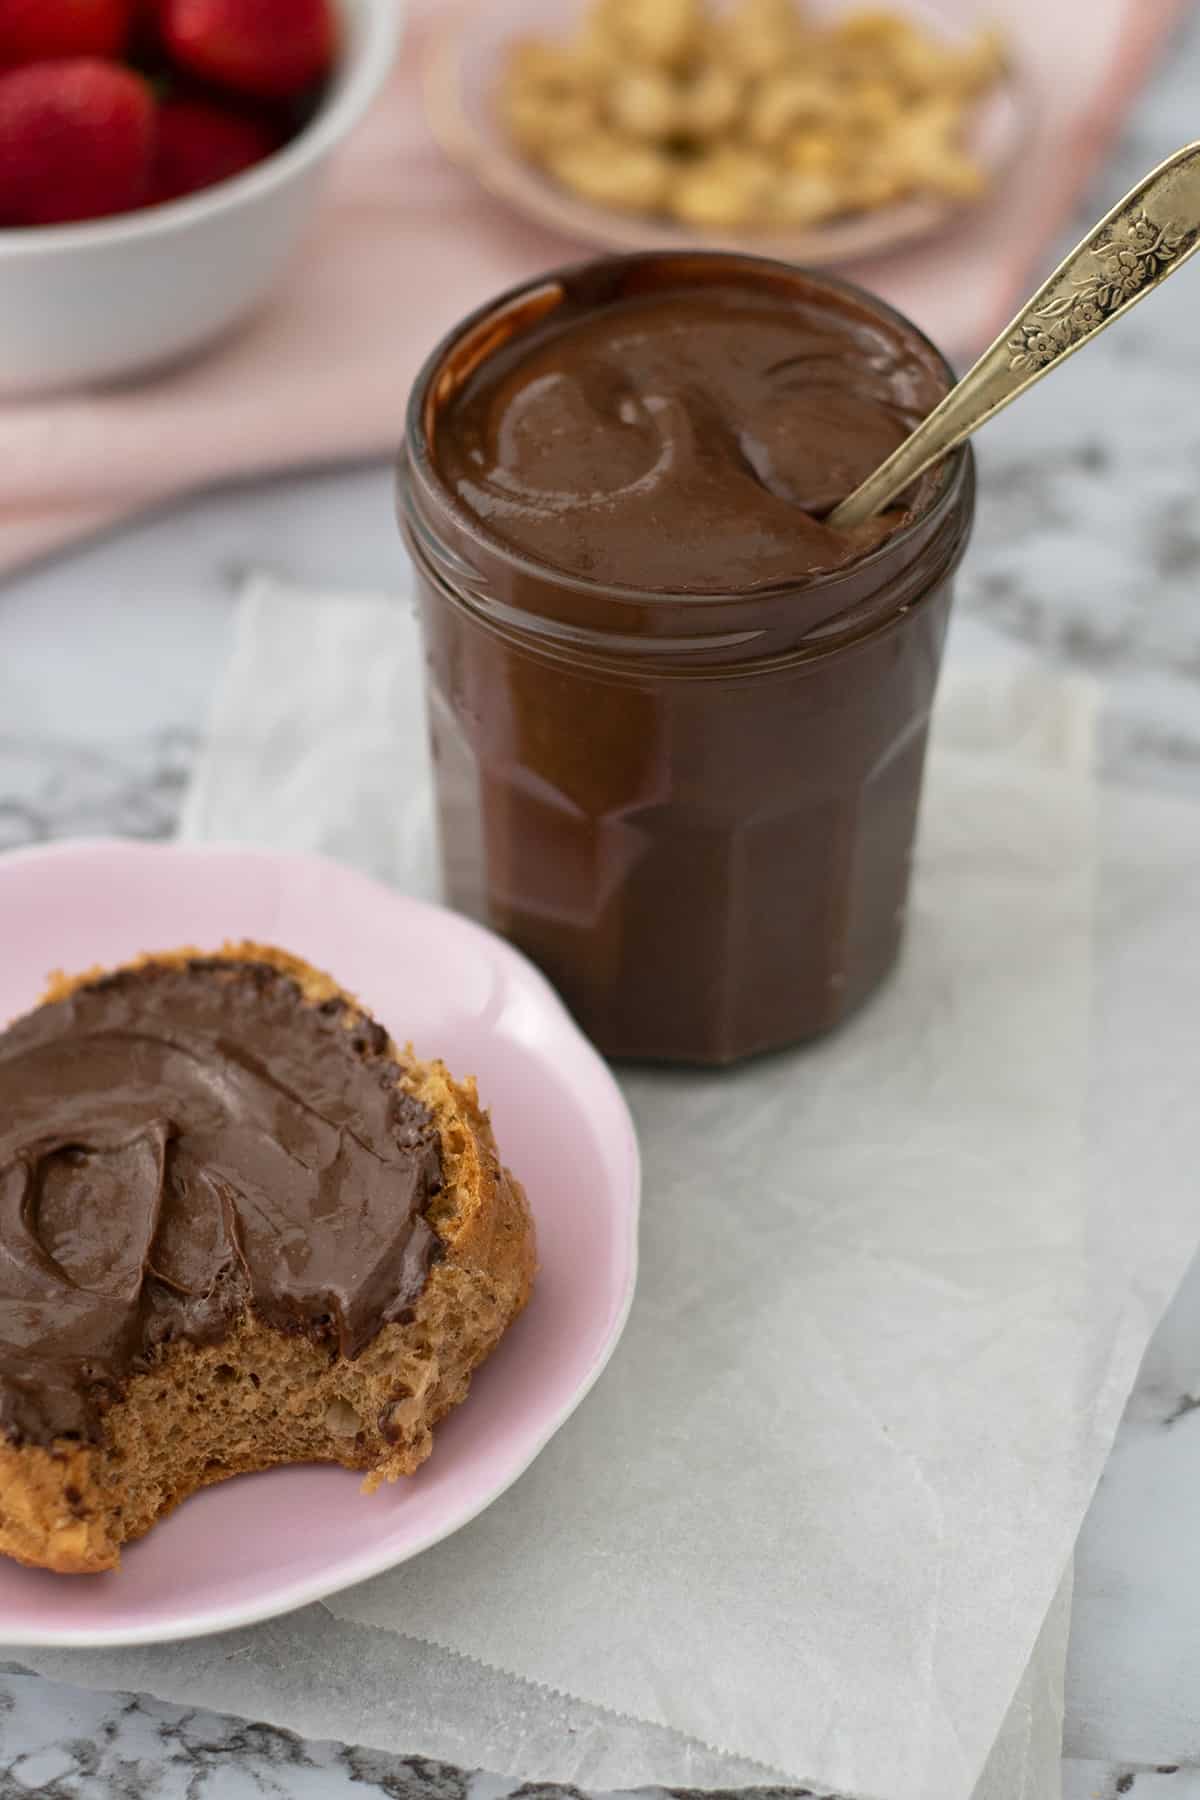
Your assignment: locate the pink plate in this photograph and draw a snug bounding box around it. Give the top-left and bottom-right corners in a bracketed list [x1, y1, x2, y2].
[0, 839, 640, 1646]
[426, 0, 1034, 269]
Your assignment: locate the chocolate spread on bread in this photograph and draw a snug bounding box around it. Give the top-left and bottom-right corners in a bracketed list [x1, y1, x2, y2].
[0, 960, 442, 1446]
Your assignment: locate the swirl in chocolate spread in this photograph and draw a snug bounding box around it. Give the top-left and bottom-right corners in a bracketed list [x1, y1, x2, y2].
[434, 273, 949, 593]
[0, 961, 442, 1447]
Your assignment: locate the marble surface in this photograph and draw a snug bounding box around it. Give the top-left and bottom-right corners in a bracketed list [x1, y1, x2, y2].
[3, 9, 1200, 1795]
[0, 1661, 578, 1800]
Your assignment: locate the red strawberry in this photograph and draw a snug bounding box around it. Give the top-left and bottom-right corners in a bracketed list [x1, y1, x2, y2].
[0, 59, 155, 226]
[128, 0, 166, 56]
[148, 95, 279, 203]
[160, 0, 336, 101]
[0, 0, 134, 65]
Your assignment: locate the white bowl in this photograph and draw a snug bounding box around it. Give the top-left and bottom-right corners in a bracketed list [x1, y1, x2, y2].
[0, 0, 400, 395]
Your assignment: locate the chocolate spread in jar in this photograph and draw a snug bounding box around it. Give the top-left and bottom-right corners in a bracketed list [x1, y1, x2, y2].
[432, 266, 948, 591]
[403, 254, 974, 1064]
[0, 959, 441, 1446]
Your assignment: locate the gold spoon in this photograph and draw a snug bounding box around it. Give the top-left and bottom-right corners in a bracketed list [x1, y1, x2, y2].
[829, 141, 1200, 530]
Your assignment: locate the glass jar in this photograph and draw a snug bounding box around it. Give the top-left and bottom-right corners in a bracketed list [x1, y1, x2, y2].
[400, 253, 975, 1065]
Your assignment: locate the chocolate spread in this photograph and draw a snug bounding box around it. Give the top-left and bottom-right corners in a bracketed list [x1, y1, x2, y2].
[0, 960, 442, 1447]
[403, 254, 974, 1064]
[432, 268, 947, 591]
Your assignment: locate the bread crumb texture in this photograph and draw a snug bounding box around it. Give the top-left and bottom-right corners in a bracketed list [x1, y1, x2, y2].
[0, 942, 536, 1574]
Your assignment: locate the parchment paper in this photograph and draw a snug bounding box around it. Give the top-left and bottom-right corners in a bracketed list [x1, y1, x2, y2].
[21, 578, 1200, 1800]
[196, 579, 1200, 1800]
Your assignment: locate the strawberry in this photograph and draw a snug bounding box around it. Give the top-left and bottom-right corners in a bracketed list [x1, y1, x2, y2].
[160, 0, 336, 101]
[0, 0, 135, 65]
[0, 59, 155, 226]
[128, 0, 166, 58]
[148, 95, 279, 203]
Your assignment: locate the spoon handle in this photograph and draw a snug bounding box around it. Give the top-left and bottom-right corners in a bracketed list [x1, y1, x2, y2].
[829, 141, 1200, 529]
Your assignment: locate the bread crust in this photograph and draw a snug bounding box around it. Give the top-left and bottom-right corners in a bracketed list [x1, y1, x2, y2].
[0, 942, 536, 1575]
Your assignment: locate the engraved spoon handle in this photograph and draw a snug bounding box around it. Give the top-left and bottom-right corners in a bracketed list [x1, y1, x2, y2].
[829, 141, 1200, 529]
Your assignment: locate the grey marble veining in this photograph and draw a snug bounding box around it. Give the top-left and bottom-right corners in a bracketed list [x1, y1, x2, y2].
[0, 1663, 503, 1799]
[2, 5, 1200, 1795]
[0, 731, 197, 851]
[1063, 1256, 1200, 1774]
[0, 1661, 799, 1800]
[1064, 1768, 1200, 1800]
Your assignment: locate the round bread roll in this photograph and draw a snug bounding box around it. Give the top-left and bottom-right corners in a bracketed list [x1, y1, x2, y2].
[0, 944, 536, 1575]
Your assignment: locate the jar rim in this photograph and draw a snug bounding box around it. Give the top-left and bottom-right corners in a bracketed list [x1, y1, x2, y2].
[404, 249, 973, 611]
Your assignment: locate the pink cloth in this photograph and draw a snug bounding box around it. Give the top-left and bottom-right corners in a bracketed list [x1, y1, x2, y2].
[0, 0, 1187, 577]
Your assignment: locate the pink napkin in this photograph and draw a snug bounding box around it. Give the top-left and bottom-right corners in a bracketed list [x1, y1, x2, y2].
[0, 0, 1186, 578]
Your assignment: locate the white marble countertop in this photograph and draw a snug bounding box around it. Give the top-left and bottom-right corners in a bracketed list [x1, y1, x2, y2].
[3, 12, 1200, 1795]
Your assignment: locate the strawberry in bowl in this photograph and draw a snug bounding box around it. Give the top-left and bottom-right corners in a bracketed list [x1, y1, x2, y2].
[161, 0, 337, 100]
[0, 0, 399, 391]
[148, 95, 282, 204]
[0, 58, 155, 225]
[0, 0, 136, 64]
[0, 0, 341, 230]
